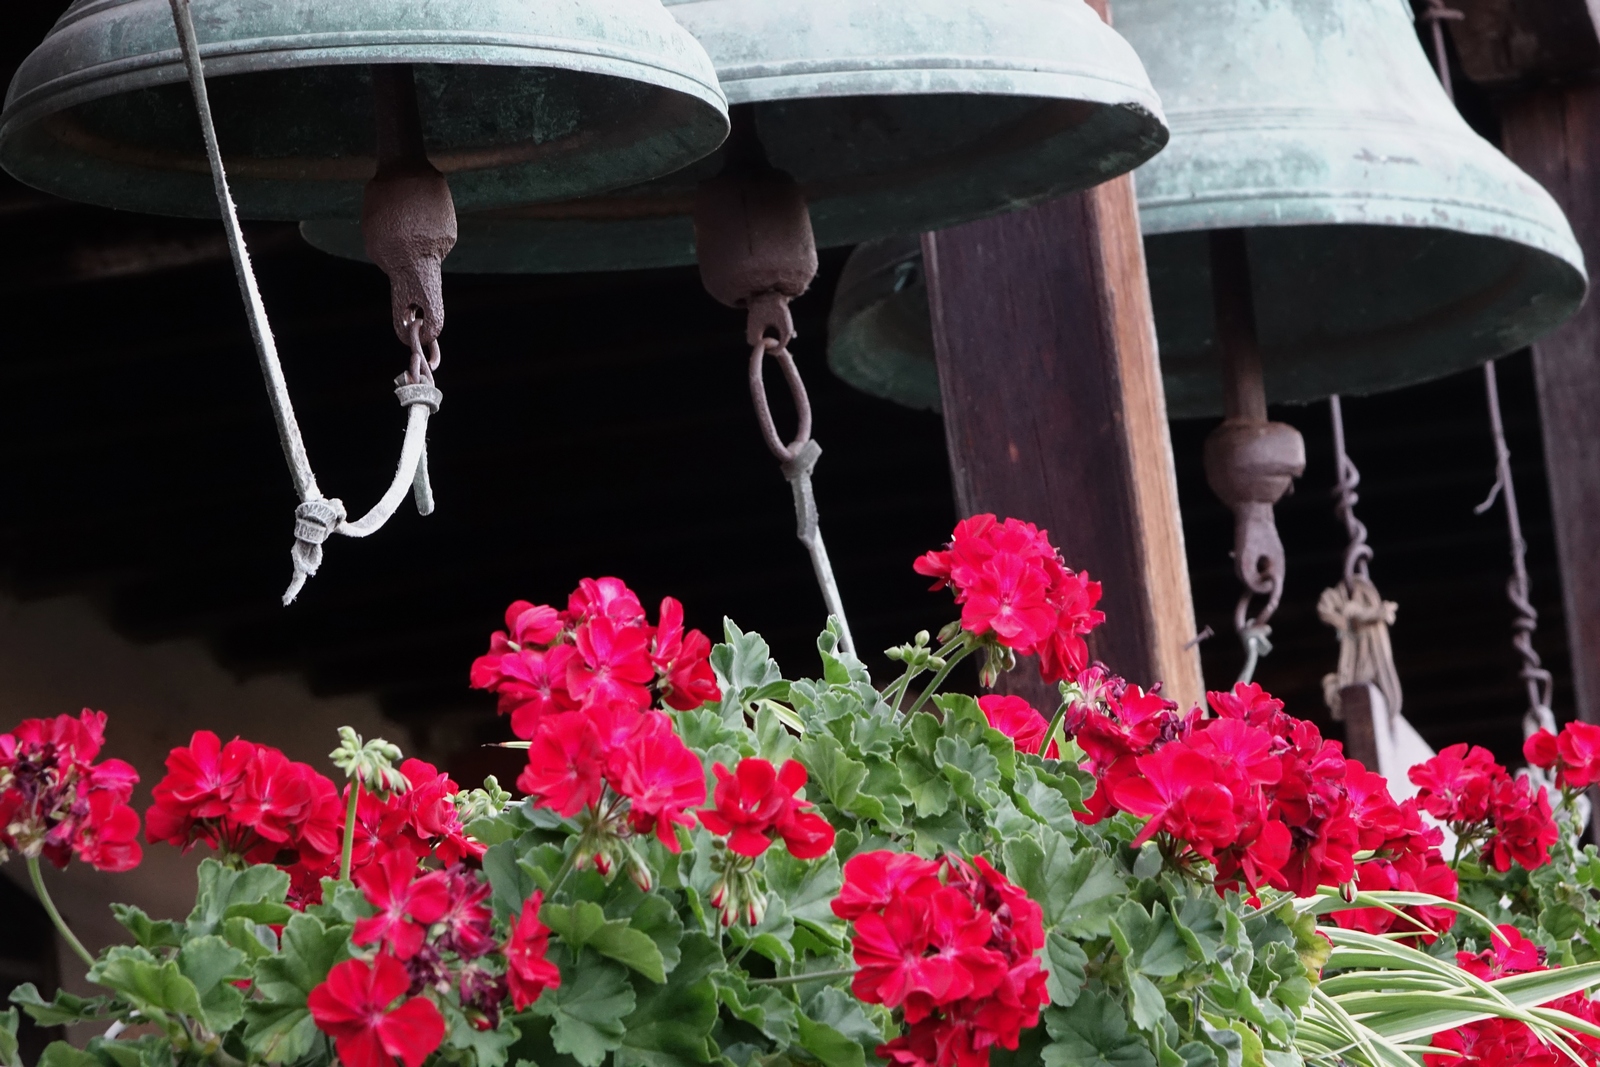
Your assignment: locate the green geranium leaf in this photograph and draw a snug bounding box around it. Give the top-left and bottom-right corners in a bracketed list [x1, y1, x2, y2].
[900, 751, 955, 819]
[9, 984, 109, 1027]
[486, 840, 540, 922]
[798, 732, 873, 820]
[765, 849, 845, 937]
[727, 894, 795, 964]
[716, 973, 797, 1046]
[543, 901, 668, 983]
[1014, 766, 1078, 826]
[443, 1000, 520, 1067]
[1127, 973, 1166, 1033]
[0, 1008, 17, 1067]
[111, 905, 184, 950]
[186, 860, 291, 939]
[37, 1043, 100, 1067]
[532, 958, 636, 1067]
[1043, 992, 1159, 1067]
[755, 702, 801, 765]
[1045, 934, 1089, 1007]
[615, 934, 720, 1067]
[89, 946, 203, 1025]
[804, 987, 886, 1060]
[1111, 902, 1190, 978]
[713, 622, 788, 714]
[622, 892, 685, 976]
[222, 916, 279, 960]
[935, 736, 999, 806]
[177, 935, 248, 1032]
[1004, 828, 1124, 935]
[243, 913, 351, 1063]
[796, 1011, 865, 1067]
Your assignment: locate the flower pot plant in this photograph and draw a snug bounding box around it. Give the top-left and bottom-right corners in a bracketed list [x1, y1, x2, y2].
[3, 515, 1599, 1067]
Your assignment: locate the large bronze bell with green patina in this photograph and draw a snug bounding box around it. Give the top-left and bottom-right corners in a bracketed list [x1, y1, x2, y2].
[0, 0, 728, 221]
[829, 0, 1586, 418]
[299, 0, 1169, 272]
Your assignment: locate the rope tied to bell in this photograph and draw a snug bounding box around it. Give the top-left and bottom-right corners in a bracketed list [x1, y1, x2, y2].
[168, 0, 442, 605]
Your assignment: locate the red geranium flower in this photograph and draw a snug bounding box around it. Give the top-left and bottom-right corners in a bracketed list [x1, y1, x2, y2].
[505, 891, 561, 1011]
[611, 730, 706, 851]
[567, 617, 655, 714]
[698, 758, 835, 859]
[977, 696, 1056, 758]
[0, 710, 142, 872]
[308, 953, 445, 1067]
[567, 577, 647, 628]
[352, 850, 450, 960]
[517, 711, 606, 817]
[833, 851, 943, 922]
[651, 597, 721, 711]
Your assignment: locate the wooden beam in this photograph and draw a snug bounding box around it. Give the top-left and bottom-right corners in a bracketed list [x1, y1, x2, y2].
[923, 174, 1205, 712]
[1499, 85, 1600, 726]
[1445, 0, 1600, 88]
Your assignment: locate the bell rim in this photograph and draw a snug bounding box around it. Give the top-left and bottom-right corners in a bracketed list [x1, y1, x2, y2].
[1, 34, 727, 141]
[713, 60, 1163, 120]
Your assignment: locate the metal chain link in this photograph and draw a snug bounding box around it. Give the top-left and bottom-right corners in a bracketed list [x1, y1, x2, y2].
[748, 337, 854, 654]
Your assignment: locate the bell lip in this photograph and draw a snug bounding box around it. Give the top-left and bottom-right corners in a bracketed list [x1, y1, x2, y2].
[715, 63, 1163, 123]
[0, 16, 730, 218]
[1140, 193, 1588, 292]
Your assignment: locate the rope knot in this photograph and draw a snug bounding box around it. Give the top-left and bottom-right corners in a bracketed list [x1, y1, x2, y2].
[1318, 576, 1403, 721]
[395, 381, 443, 413]
[284, 497, 347, 605]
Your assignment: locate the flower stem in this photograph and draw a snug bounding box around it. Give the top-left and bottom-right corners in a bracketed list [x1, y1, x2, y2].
[1041, 698, 1071, 758]
[905, 634, 977, 717]
[27, 856, 94, 969]
[747, 967, 857, 987]
[339, 780, 362, 884]
[547, 841, 581, 899]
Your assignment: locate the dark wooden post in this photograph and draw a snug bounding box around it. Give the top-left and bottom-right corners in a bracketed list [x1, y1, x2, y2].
[1500, 86, 1600, 727]
[923, 172, 1205, 711]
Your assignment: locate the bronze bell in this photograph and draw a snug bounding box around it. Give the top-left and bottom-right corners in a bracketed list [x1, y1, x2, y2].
[0, 0, 731, 349]
[299, 0, 1169, 274]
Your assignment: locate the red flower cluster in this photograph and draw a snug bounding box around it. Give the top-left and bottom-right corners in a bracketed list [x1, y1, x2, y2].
[1525, 721, 1600, 791]
[915, 516, 1104, 683]
[698, 758, 835, 859]
[1424, 925, 1600, 1066]
[346, 850, 512, 1029]
[1070, 679, 1454, 926]
[1410, 744, 1558, 873]
[977, 696, 1057, 758]
[473, 586, 715, 860]
[834, 851, 1047, 1067]
[146, 733, 480, 901]
[0, 710, 141, 872]
[309, 953, 447, 1067]
[469, 580, 721, 738]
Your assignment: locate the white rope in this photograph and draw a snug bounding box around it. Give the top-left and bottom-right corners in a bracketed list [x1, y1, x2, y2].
[168, 0, 437, 605]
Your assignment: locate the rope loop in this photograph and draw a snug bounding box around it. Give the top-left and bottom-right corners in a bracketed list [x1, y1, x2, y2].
[749, 337, 813, 462]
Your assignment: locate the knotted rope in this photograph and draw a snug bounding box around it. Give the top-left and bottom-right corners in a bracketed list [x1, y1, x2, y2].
[1415, 2, 1558, 754]
[1320, 395, 1404, 721]
[169, 0, 438, 605]
[748, 335, 854, 654]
